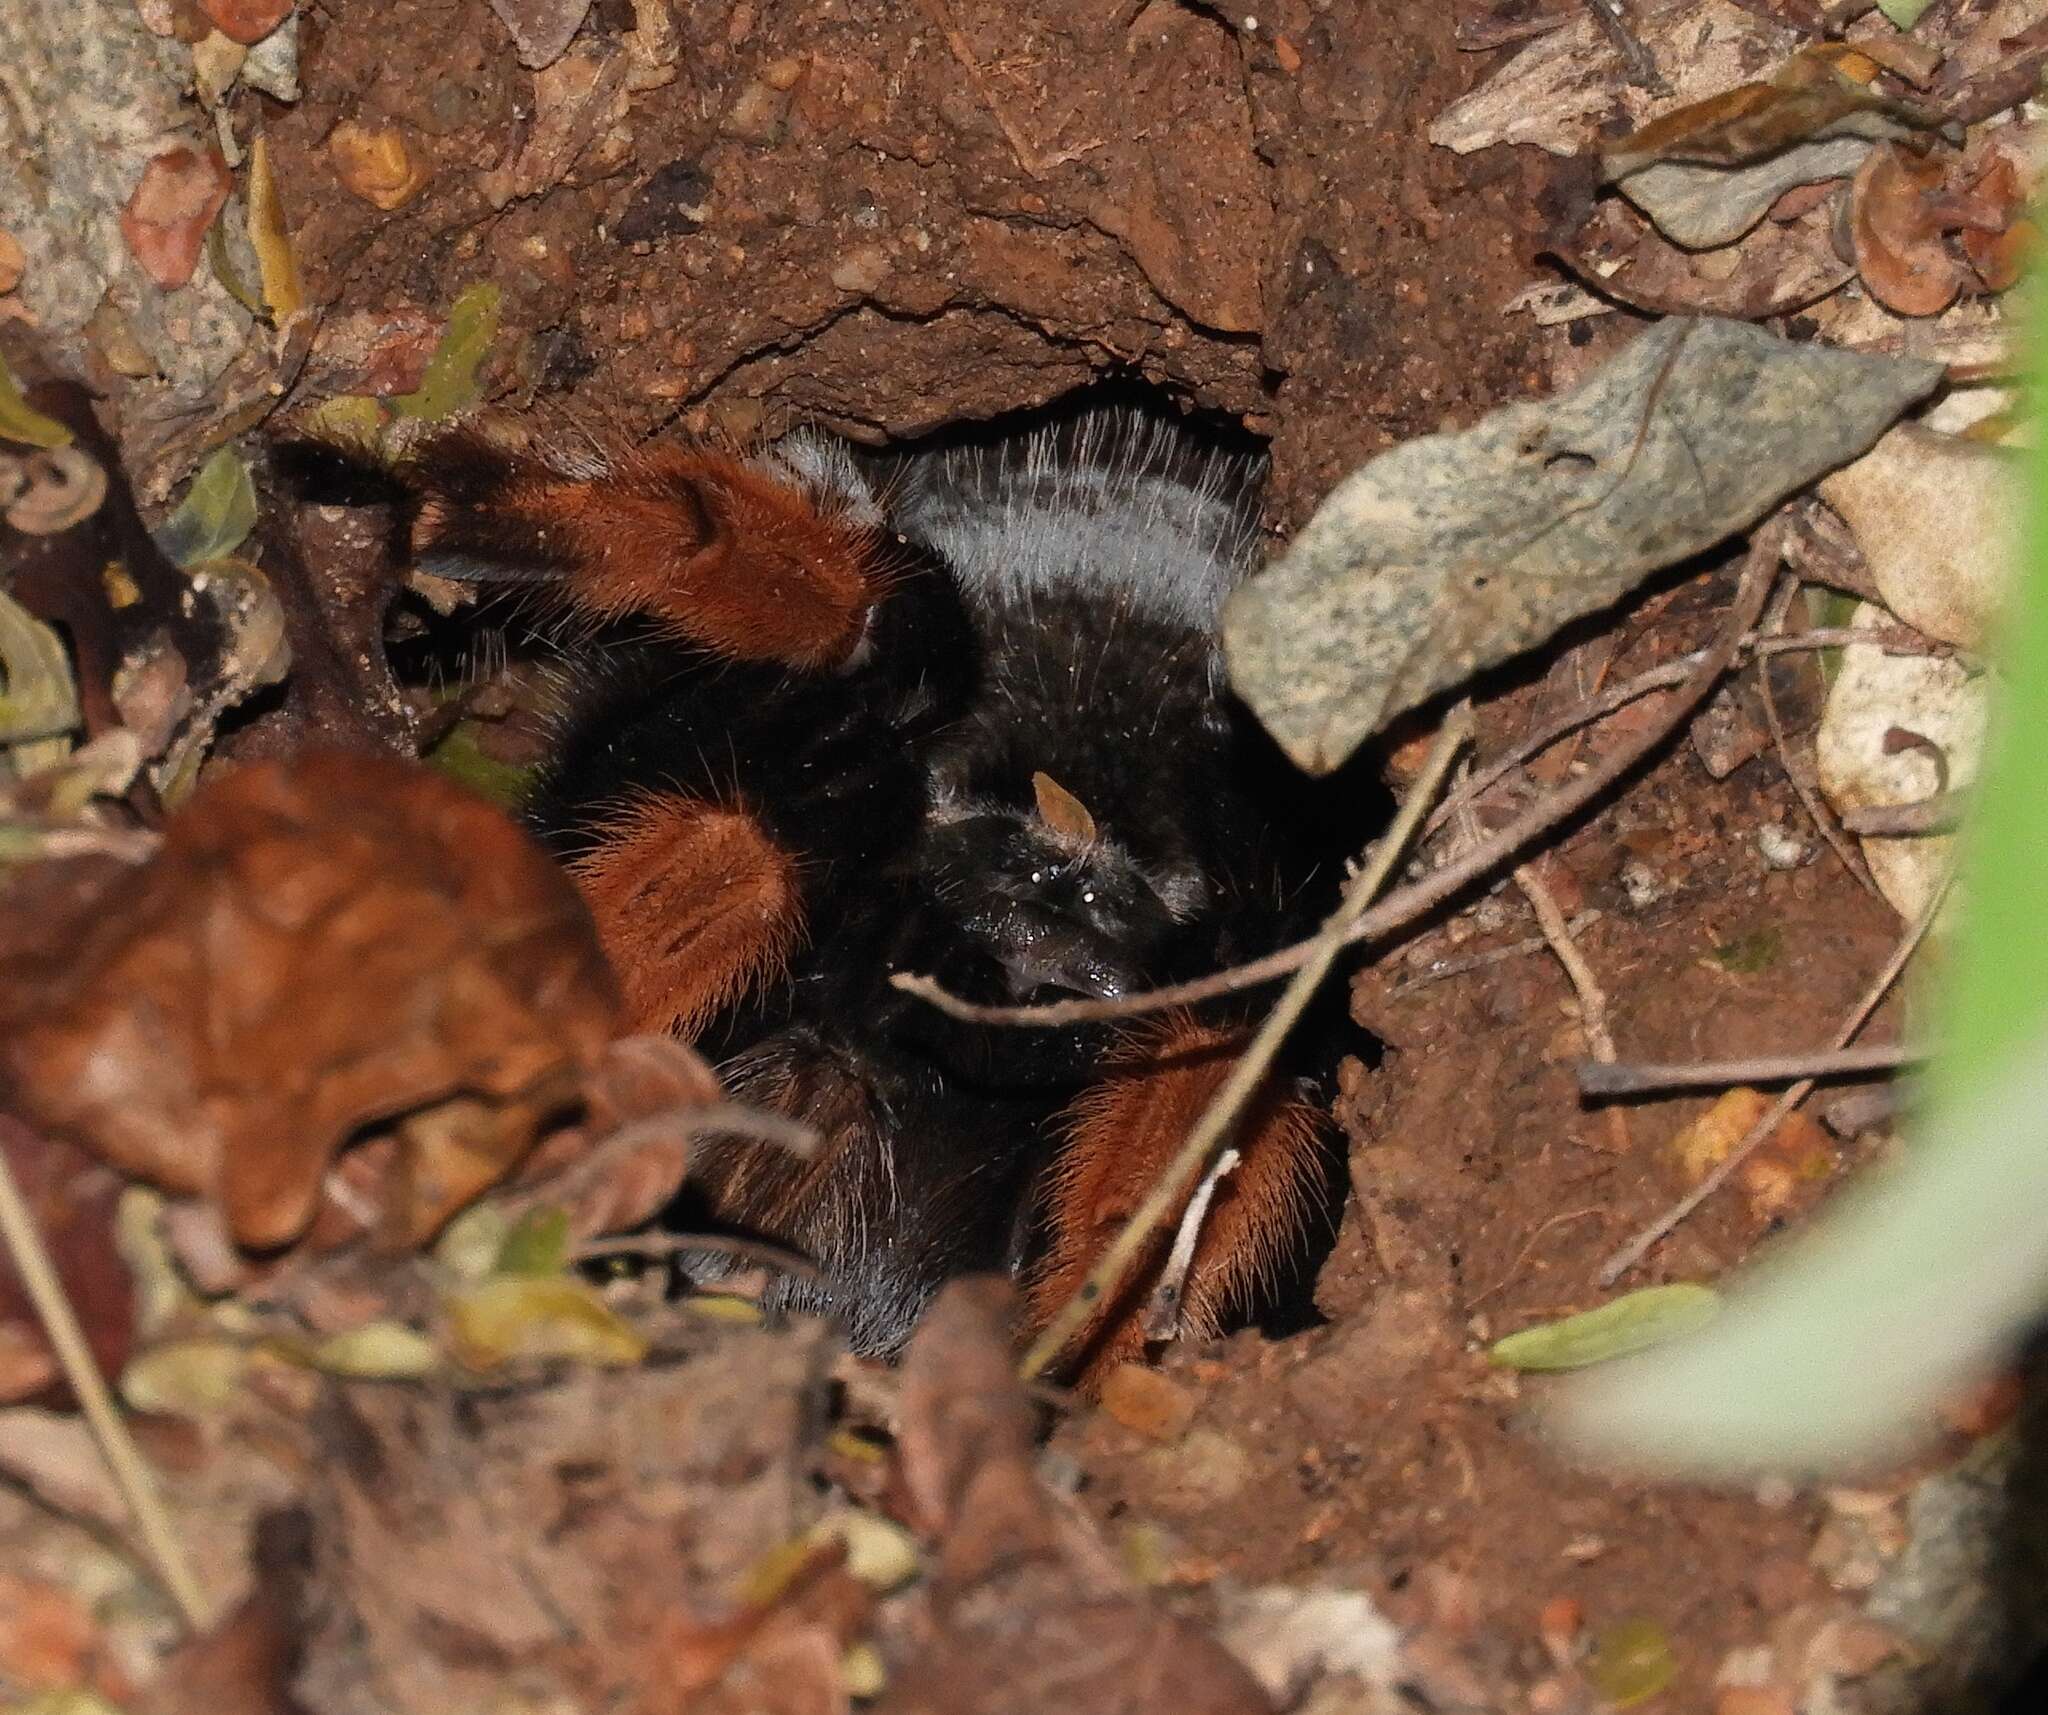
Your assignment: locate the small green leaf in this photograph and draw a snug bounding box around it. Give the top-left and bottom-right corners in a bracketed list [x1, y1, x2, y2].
[1875, 0, 1935, 26]
[393, 282, 502, 420]
[427, 718, 539, 808]
[445, 1275, 647, 1370]
[496, 1204, 571, 1277]
[1490, 1284, 1720, 1372]
[0, 355, 72, 449]
[156, 446, 258, 567]
[1586, 1618, 1677, 1709]
[0, 589, 82, 750]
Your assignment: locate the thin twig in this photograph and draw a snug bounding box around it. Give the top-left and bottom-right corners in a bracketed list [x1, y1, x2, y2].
[1516, 861, 1631, 1150]
[1015, 705, 1477, 1381]
[598, 1101, 819, 1161]
[1464, 1206, 1605, 1312]
[1841, 792, 1966, 837]
[0, 1118, 212, 1630]
[1756, 580, 1880, 897]
[1577, 1040, 1917, 1096]
[1595, 870, 1951, 1285]
[898, 536, 1783, 1031]
[573, 1230, 822, 1281]
[1392, 910, 1603, 993]
[1584, 0, 1669, 91]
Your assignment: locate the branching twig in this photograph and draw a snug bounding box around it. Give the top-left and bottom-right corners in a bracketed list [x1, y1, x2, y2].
[1516, 861, 1630, 1150]
[897, 535, 1783, 1030]
[1577, 1040, 1917, 1096]
[1015, 705, 1477, 1381]
[1595, 870, 1951, 1285]
[0, 1118, 212, 1630]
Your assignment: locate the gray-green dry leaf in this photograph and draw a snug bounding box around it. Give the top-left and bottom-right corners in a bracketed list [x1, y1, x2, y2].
[1617, 135, 1870, 249]
[1222, 317, 1942, 772]
[155, 445, 258, 567]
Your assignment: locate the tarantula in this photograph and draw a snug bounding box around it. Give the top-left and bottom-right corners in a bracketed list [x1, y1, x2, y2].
[399, 408, 1345, 1380]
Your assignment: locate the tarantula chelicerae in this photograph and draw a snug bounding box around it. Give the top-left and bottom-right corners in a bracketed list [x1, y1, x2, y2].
[400, 408, 1348, 1379]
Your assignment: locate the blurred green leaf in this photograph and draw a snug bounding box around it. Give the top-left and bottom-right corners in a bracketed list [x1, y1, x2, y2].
[496, 1204, 571, 1277]
[393, 283, 502, 420]
[427, 718, 539, 808]
[156, 446, 258, 567]
[1876, 0, 1935, 26]
[1489, 1284, 1720, 1372]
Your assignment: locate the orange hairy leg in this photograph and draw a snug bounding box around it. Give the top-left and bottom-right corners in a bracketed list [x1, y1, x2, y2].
[1027, 1012, 1326, 1387]
[568, 792, 806, 1039]
[405, 435, 884, 669]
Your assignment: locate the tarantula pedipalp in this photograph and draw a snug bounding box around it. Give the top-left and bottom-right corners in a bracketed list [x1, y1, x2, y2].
[400, 409, 1343, 1380]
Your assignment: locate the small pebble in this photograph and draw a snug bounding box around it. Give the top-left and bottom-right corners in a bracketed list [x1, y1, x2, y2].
[1756, 822, 1810, 870]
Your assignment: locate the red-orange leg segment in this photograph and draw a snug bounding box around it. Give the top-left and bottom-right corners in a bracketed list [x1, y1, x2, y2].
[407, 436, 884, 669]
[568, 792, 805, 1039]
[1027, 1011, 1326, 1389]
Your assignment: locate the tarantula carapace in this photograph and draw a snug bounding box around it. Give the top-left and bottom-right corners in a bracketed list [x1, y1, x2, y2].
[400, 409, 1341, 1379]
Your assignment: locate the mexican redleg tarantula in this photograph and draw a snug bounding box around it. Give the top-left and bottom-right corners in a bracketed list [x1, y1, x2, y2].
[398, 408, 1346, 1381]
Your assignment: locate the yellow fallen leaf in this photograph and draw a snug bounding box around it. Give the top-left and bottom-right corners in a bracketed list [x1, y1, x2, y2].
[444, 1275, 646, 1370]
[246, 135, 304, 323]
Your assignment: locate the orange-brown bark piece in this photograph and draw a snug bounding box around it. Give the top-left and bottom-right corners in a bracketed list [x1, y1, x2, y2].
[569, 792, 805, 1039]
[0, 751, 617, 1251]
[411, 441, 883, 669]
[1028, 1013, 1325, 1387]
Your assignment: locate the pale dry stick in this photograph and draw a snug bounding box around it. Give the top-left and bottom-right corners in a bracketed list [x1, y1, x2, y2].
[1842, 793, 1965, 837]
[1756, 581, 1879, 898]
[1141, 1146, 1241, 1342]
[1595, 869, 1953, 1286]
[1578, 1040, 1916, 1096]
[896, 539, 1782, 1031]
[1015, 704, 1477, 1382]
[1515, 861, 1631, 1151]
[0, 1123, 212, 1630]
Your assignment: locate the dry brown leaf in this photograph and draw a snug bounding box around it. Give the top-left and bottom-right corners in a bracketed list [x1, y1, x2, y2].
[197, 0, 291, 45]
[881, 1280, 1270, 1715]
[0, 750, 618, 1250]
[119, 144, 233, 290]
[502, 1032, 724, 1241]
[0, 229, 24, 295]
[1849, 143, 1966, 317]
[326, 120, 431, 212]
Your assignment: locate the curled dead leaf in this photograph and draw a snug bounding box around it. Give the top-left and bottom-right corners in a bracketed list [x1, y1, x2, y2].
[119, 144, 233, 291]
[1849, 144, 1965, 318]
[0, 231, 23, 296]
[327, 120, 431, 211]
[1602, 45, 1946, 182]
[0, 751, 618, 1250]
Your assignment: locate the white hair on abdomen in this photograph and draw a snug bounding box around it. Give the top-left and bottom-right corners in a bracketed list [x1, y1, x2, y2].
[751, 432, 885, 528]
[892, 410, 1263, 634]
